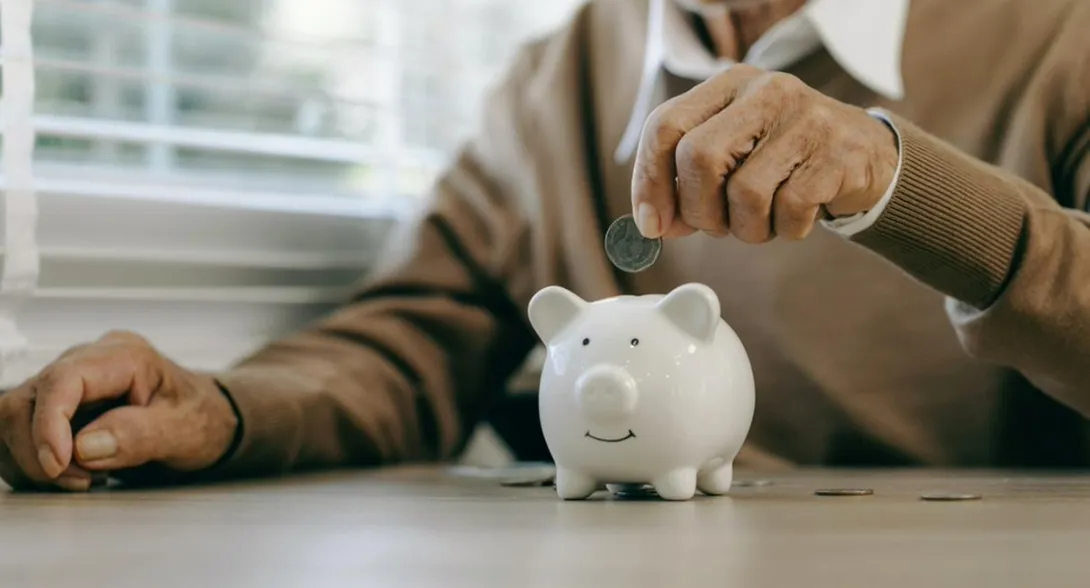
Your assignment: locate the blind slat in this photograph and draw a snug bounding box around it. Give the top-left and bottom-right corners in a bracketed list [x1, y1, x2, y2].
[0, 175, 419, 216]
[35, 0, 390, 54]
[26, 245, 373, 270]
[19, 54, 388, 111]
[34, 286, 348, 304]
[14, 115, 391, 163]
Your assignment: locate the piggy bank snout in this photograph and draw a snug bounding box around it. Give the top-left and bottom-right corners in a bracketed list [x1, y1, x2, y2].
[575, 365, 638, 422]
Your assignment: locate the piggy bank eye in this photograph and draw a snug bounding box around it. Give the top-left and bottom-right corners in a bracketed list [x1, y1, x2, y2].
[630, 338, 639, 346]
[582, 337, 590, 346]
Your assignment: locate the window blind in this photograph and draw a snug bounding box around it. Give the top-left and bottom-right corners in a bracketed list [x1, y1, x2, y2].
[0, 0, 584, 388]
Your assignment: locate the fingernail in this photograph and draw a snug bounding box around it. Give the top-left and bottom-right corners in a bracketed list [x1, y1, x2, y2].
[76, 431, 118, 461]
[55, 475, 91, 492]
[37, 445, 62, 477]
[636, 202, 660, 237]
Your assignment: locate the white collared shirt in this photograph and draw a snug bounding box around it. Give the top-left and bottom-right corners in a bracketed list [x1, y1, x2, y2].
[615, 0, 911, 236]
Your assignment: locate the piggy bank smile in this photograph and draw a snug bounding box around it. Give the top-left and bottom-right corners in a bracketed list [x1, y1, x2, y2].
[527, 282, 756, 501]
[585, 429, 635, 443]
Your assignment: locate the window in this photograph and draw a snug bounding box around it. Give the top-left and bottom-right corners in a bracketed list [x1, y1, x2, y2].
[0, 0, 585, 385]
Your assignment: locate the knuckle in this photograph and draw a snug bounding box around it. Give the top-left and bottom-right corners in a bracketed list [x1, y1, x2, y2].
[130, 339, 160, 366]
[675, 133, 716, 172]
[806, 105, 836, 136]
[763, 72, 804, 96]
[56, 342, 89, 361]
[841, 168, 869, 196]
[727, 176, 768, 213]
[101, 329, 149, 347]
[102, 330, 159, 368]
[777, 183, 810, 208]
[32, 365, 68, 398]
[729, 63, 760, 76]
[645, 102, 686, 141]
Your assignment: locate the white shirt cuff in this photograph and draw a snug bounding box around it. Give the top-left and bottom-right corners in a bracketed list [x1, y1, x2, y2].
[821, 108, 904, 237]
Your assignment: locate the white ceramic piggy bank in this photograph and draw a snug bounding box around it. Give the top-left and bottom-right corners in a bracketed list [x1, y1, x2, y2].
[527, 282, 755, 501]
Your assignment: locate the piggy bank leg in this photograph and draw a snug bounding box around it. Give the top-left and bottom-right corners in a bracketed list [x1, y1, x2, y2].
[651, 468, 697, 501]
[696, 461, 733, 495]
[555, 468, 598, 500]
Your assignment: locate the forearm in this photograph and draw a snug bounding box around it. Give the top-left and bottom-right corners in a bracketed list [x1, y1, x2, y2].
[204, 223, 538, 479]
[850, 113, 1090, 414]
[197, 144, 544, 480]
[218, 328, 452, 477]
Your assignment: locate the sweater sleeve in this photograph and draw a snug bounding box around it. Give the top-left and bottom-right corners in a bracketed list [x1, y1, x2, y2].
[199, 40, 560, 479]
[845, 0, 1090, 420]
[850, 113, 1090, 416]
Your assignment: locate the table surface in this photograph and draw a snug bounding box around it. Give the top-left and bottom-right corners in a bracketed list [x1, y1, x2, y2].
[3, 465, 1090, 587]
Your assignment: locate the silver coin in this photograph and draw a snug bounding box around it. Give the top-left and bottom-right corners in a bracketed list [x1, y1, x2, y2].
[604, 214, 662, 273]
[608, 483, 659, 499]
[499, 474, 555, 487]
[920, 492, 981, 501]
[733, 479, 773, 487]
[814, 488, 874, 496]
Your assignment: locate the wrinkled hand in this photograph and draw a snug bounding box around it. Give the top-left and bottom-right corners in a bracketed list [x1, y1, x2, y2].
[0, 331, 238, 492]
[631, 64, 900, 242]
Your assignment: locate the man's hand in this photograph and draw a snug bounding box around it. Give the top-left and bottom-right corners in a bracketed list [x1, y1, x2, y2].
[0, 331, 238, 492]
[631, 64, 900, 242]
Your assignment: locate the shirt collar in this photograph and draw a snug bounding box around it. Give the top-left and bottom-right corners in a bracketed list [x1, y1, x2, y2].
[615, 0, 910, 163]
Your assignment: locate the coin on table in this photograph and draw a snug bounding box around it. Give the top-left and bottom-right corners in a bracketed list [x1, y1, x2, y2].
[734, 479, 774, 487]
[814, 488, 874, 496]
[608, 483, 659, 499]
[920, 492, 981, 501]
[604, 214, 662, 273]
[499, 474, 555, 487]
[446, 462, 555, 480]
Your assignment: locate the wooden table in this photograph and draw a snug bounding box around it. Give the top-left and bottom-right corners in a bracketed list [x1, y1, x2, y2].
[3, 466, 1090, 587]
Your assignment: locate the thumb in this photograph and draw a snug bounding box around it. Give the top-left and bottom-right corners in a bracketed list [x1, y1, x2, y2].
[73, 403, 173, 471]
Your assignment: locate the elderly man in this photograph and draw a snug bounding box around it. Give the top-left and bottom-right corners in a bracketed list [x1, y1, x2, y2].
[2, 0, 1089, 492]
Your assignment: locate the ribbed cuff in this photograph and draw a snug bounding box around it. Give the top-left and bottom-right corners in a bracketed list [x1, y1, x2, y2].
[850, 113, 1028, 309]
[196, 366, 308, 480]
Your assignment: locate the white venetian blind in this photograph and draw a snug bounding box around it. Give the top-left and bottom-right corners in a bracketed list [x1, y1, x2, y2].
[0, 0, 584, 387]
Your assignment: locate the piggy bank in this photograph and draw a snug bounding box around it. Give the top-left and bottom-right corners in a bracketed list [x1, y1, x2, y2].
[526, 282, 755, 501]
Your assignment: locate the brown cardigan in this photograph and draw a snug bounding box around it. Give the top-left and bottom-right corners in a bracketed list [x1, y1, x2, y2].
[209, 0, 1090, 478]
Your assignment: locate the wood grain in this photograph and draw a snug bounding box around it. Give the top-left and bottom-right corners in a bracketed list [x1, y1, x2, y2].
[3, 466, 1090, 587]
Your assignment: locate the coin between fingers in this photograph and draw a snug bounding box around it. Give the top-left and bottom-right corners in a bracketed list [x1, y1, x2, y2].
[605, 215, 662, 273]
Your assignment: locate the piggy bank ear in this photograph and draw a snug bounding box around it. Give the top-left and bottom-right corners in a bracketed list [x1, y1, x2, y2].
[654, 283, 720, 343]
[527, 286, 587, 343]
